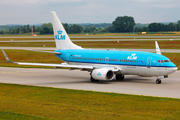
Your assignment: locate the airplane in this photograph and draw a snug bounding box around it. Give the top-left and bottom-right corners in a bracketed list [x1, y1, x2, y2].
[2, 11, 177, 84]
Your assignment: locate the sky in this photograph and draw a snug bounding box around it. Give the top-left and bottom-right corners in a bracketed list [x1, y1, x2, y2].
[0, 0, 180, 25]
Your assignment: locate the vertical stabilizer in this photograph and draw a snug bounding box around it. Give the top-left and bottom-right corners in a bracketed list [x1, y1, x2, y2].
[155, 41, 161, 55]
[51, 11, 82, 50]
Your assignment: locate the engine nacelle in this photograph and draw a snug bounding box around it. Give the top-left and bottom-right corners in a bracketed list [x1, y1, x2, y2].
[91, 69, 114, 81]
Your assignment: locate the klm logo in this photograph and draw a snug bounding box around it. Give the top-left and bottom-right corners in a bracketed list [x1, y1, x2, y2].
[55, 29, 66, 40]
[97, 72, 101, 76]
[127, 53, 137, 60]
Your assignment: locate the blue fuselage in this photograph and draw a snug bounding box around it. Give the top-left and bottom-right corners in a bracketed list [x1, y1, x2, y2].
[54, 49, 177, 68]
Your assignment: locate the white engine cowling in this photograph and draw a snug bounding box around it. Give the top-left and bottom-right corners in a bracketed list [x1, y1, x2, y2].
[91, 69, 114, 81]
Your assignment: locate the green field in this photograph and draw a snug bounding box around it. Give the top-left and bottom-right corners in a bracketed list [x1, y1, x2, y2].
[0, 50, 61, 69]
[76, 40, 180, 49]
[0, 40, 180, 49]
[0, 83, 180, 120]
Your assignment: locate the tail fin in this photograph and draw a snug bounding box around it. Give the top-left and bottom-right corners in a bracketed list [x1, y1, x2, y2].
[51, 11, 82, 50]
[155, 41, 161, 55]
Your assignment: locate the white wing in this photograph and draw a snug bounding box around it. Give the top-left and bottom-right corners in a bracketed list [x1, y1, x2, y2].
[2, 49, 120, 72]
[17, 62, 93, 69]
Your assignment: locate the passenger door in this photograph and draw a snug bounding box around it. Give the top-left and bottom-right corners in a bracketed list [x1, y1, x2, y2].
[146, 57, 152, 68]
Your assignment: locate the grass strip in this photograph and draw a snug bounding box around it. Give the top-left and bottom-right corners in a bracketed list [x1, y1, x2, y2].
[0, 50, 62, 69]
[0, 111, 49, 120]
[0, 40, 180, 49]
[0, 83, 180, 120]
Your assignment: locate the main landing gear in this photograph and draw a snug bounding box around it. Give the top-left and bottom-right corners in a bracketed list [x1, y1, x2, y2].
[90, 74, 125, 82]
[90, 76, 99, 82]
[156, 79, 161, 84]
[115, 74, 124, 80]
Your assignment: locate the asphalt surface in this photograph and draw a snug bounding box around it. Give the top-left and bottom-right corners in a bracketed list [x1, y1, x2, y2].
[0, 67, 179, 98]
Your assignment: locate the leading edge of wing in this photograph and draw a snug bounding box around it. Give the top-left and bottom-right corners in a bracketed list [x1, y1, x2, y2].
[25, 49, 61, 54]
[17, 62, 120, 72]
[17, 62, 93, 69]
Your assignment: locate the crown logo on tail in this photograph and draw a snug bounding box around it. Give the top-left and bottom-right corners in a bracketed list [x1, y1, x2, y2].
[57, 29, 63, 34]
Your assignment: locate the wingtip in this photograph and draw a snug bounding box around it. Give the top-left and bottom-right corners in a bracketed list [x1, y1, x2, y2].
[155, 41, 162, 55]
[1, 49, 13, 63]
[51, 11, 56, 14]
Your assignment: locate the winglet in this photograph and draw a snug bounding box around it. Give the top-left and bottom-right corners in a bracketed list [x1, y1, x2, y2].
[1, 49, 13, 63]
[155, 41, 161, 55]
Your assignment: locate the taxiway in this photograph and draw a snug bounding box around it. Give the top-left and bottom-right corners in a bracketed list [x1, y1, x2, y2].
[0, 67, 179, 98]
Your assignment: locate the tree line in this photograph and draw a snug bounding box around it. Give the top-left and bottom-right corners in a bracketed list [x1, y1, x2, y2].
[0, 23, 83, 34]
[134, 21, 180, 32]
[0, 17, 180, 34]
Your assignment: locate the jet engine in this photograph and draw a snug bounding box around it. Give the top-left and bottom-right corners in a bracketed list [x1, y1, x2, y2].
[91, 69, 114, 81]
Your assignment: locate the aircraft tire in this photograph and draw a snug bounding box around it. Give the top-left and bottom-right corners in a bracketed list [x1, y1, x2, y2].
[90, 76, 99, 82]
[156, 79, 161, 84]
[115, 74, 124, 80]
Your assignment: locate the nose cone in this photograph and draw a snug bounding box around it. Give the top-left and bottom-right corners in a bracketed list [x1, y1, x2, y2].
[171, 67, 178, 73]
[167, 62, 177, 74]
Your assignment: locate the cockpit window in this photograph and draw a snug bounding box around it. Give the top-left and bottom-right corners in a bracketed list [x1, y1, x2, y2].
[158, 60, 171, 63]
[164, 60, 170, 62]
